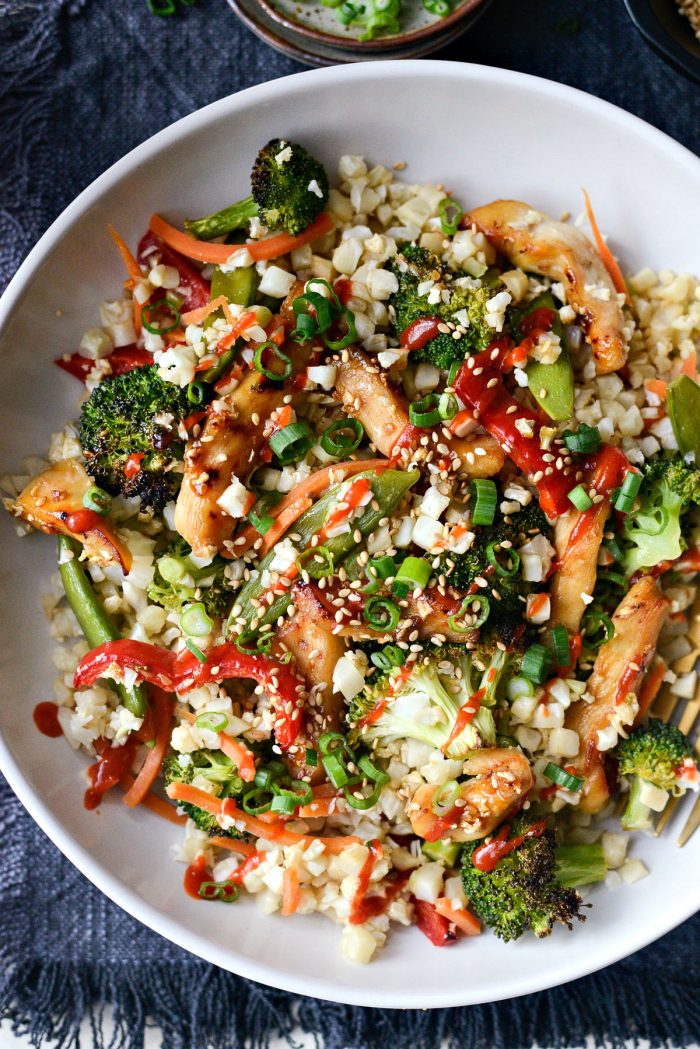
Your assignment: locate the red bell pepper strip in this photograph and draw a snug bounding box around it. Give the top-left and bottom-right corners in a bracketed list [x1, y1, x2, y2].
[413, 898, 459, 947]
[73, 639, 305, 750]
[137, 231, 210, 311]
[56, 344, 152, 383]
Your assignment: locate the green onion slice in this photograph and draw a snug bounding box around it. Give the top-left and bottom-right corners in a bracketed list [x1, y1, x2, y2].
[187, 380, 206, 405]
[185, 639, 207, 663]
[562, 423, 601, 454]
[247, 491, 283, 536]
[269, 421, 314, 465]
[447, 594, 490, 632]
[371, 645, 406, 671]
[521, 643, 552, 684]
[392, 556, 432, 596]
[274, 781, 314, 806]
[296, 545, 335, 580]
[305, 748, 318, 767]
[320, 418, 364, 457]
[363, 596, 400, 632]
[82, 485, 112, 516]
[551, 625, 571, 666]
[567, 484, 593, 512]
[270, 794, 297, 815]
[180, 602, 214, 638]
[409, 393, 441, 428]
[235, 630, 273, 656]
[142, 299, 180, 334]
[254, 341, 293, 381]
[195, 711, 228, 733]
[254, 763, 286, 790]
[438, 198, 463, 235]
[369, 556, 396, 580]
[471, 479, 497, 526]
[322, 753, 350, 788]
[438, 392, 459, 421]
[614, 471, 642, 513]
[242, 786, 274, 815]
[543, 762, 584, 793]
[343, 783, 383, 810]
[431, 779, 460, 815]
[582, 610, 615, 648]
[158, 555, 187, 584]
[198, 881, 240, 902]
[486, 542, 521, 578]
[446, 360, 462, 387]
[323, 308, 358, 351]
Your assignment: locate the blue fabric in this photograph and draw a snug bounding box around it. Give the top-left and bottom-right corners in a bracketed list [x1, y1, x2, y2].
[1, 1, 700, 1046]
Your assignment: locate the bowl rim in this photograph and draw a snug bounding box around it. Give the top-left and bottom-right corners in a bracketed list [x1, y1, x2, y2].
[253, 0, 487, 50]
[1, 60, 700, 1008]
[623, 0, 700, 84]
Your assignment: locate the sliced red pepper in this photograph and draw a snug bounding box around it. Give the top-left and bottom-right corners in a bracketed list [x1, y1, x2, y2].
[73, 639, 305, 750]
[56, 344, 152, 383]
[124, 452, 145, 478]
[413, 898, 458, 947]
[137, 231, 210, 311]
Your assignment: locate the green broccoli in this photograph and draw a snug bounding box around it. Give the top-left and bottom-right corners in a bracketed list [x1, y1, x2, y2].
[616, 718, 698, 830]
[163, 750, 245, 837]
[147, 536, 238, 618]
[79, 366, 190, 512]
[620, 455, 700, 576]
[440, 501, 551, 624]
[461, 816, 588, 941]
[184, 139, 328, 240]
[348, 642, 519, 758]
[554, 843, 608, 889]
[389, 245, 497, 369]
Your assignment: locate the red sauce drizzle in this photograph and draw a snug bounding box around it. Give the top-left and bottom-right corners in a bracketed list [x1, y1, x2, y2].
[615, 660, 642, 706]
[584, 737, 599, 773]
[350, 841, 408, 924]
[400, 315, 442, 352]
[84, 736, 139, 810]
[471, 819, 547, 873]
[184, 854, 211, 899]
[442, 688, 485, 753]
[33, 701, 63, 738]
[65, 508, 108, 535]
[334, 278, 353, 307]
[504, 307, 555, 369]
[388, 423, 420, 465]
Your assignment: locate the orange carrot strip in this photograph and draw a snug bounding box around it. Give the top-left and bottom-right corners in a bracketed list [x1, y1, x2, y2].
[208, 836, 259, 857]
[582, 190, 630, 303]
[257, 498, 312, 556]
[246, 212, 335, 262]
[683, 351, 697, 378]
[298, 795, 337, 819]
[434, 897, 482, 936]
[181, 295, 229, 326]
[634, 659, 667, 727]
[281, 867, 301, 916]
[219, 734, 256, 782]
[109, 225, 142, 281]
[119, 773, 186, 825]
[123, 690, 173, 808]
[166, 782, 360, 853]
[149, 212, 334, 266]
[215, 310, 259, 355]
[645, 378, 668, 400]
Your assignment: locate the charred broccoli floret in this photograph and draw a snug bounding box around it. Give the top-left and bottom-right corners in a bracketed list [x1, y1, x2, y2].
[78, 366, 190, 511]
[389, 245, 498, 369]
[348, 642, 520, 758]
[163, 750, 245, 837]
[620, 455, 700, 576]
[185, 139, 328, 240]
[616, 718, 698, 830]
[147, 536, 238, 618]
[440, 500, 550, 624]
[461, 816, 588, 941]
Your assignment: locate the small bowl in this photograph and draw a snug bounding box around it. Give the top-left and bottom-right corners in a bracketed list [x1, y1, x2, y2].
[624, 0, 700, 84]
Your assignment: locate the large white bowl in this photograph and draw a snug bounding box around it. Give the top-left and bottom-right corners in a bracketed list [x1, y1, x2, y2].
[1, 61, 699, 1009]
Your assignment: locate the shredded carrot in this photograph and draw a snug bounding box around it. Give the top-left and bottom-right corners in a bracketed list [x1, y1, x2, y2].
[122, 690, 173, 807]
[119, 773, 186, 825]
[281, 867, 301, 916]
[434, 897, 482, 936]
[582, 190, 630, 303]
[645, 378, 668, 400]
[208, 836, 259, 857]
[181, 295, 229, 326]
[448, 409, 475, 435]
[215, 310, 259, 355]
[298, 795, 337, 819]
[149, 211, 334, 266]
[166, 782, 360, 853]
[634, 659, 667, 726]
[258, 498, 312, 556]
[219, 733, 256, 782]
[683, 351, 697, 378]
[109, 225, 142, 281]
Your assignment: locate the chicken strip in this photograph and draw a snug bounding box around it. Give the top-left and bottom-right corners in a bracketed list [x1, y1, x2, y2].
[465, 200, 627, 374]
[565, 576, 670, 813]
[549, 502, 609, 633]
[333, 345, 504, 477]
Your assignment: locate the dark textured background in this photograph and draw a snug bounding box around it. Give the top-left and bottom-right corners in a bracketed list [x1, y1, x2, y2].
[1, 1, 700, 1046]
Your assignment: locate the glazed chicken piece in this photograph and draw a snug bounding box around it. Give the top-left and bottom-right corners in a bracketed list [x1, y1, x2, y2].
[409, 749, 533, 843]
[549, 502, 610, 633]
[565, 576, 670, 813]
[333, 346, 504, 477]
[465, 200, 628, 374]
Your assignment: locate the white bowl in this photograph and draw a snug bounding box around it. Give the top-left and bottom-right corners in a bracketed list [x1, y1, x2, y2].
[1, 61, 699, 1009]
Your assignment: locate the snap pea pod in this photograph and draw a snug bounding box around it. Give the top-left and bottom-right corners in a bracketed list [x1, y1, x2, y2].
[57, 535, 147, 717]
[228, 468, 418, 634]
[514, 291, 574, 423]
[667, 375, 700, 462]
[210, 265, 259, 308]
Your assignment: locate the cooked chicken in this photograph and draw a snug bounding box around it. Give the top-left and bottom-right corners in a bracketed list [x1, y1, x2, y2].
[465, 200, 628, 374]
[550, 503, 609, 633]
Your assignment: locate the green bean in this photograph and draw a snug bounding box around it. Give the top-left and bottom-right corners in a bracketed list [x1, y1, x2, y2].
[668, 375, 700, 462]
[57, 535, 147, 717]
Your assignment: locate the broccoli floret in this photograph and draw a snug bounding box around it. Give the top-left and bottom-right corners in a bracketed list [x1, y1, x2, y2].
[620, 455, 700, 576]
[185, 139, 328, 240]
[554, 843, 607, 888]
[616, 718, 698, 830]
[79, 366, 190, 512]
[348, 642, 519, 758]
[440, 502, 550, 624]
[163, 750, 245, 837]
[389, 245, 497, 369]
[461, 816, 586, 941]
[147, 536, 238, 618]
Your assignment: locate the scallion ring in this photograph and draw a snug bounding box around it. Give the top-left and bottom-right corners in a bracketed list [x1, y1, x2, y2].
[247, 491, 282, 536]
[235, 630, 273, 656]
[322, 753, 350, 789]
[447, 594, 491, 632]
[253, 341, 292, 382]
[141, 298, 180, 335]
[185, 638, 207, 663]
[543, 762, 584, 793]
[562, 423, 601, 454]
[274, 781, 314, 807]
[198, 881, 239, 902]
[431, 779, 461, 815]
[323, 307, 358, 351]
[370, 645, 406, 671]
[305, 278, 341, 309]
[320, 418, 364, 457]
[581, 610, 615, 648]
[471, 478, 497, 526]
[363, 596, 400, 632]
[567, 484, 593, 512]
[521, 643, 552, 684]
[551, 625, 571, 666]
[296, 545, 334, 580]
[253, 761, 286, 790]
[486, 542, 521, 578]
[438, 197, 463, 235]
[82, 485, 112, 516]
[180, 602, 214, 638]
[438, 392, 459, 421]
[241, 787, 274, 815]
[269, 421, 314, 465]
[195, 711, 228, 733]
[409, 393, 441, 428]
[343, 782, 384, 810]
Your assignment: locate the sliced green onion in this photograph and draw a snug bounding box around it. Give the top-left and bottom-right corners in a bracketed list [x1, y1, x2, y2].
[158, 555, 187, 584]
[185, 639, 207, 663]
[306, 748, 318, 767]
[306, 278, 341, 306]
[438, 392, 459, 421]
[438, 198, 463, 236]
[605, 570, 628, 588]
[602, 536, 623, 562]
[235, 630, 273, 655]
[318, 731, 354, 758]
[198, 881, 239, 902]
[447, 360, 462, 387]
[323, 308, 358, 351]
[363, 596, 400, 632]
[337, 1, 362, 22]
[254, 763, 285, 790]
[486, 542, 521, 578]
[392, 556, 432, 597]
[269, 421, 314, 465]
[181, 602, 214, 637]
[543, 762, 584, 793]
[268, 794, 295, 815]
[371, 645, 406, 671]
[424, 0, 451, 16]
[291, 313, 317, 343]
[369, 556, 396, 580]
[431, 780, 460, 815]
[357, 754, 389, 784]
[343, 783, 383, 810]
[142, 299, 180, 334]
[521, 643, 552, 684]
[296, 545, 334, 580]
[582, 610, 615, 648]
[242, 787, 274, 815]
[562, 423, 601, 454]
[248, 491, 282, 536]
[195, 711, 228, 733]
[254, 341, 292, 381]
[614, 471, 642, 513]
[551, 625, 571, 666]
[275, 781, 314, 806]
[507, 675, 535, 700]
[567, 484, 593, 512]
[447, 594, 491, 632]
[187, 380, 206, 405]
[292, 291, 334, 341]
[409, 393, 441, 428]
[82, 485, 112, 516]
[471, 479, 497, 526]
[320, 418, 364, 456]
[322, 753, 350, 788]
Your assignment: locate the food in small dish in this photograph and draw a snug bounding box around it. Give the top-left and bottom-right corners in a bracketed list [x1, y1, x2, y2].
[5, 138, 700, 965]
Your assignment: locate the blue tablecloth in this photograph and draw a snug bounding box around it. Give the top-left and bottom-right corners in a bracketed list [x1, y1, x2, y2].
[1, 1, 700, 1046]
